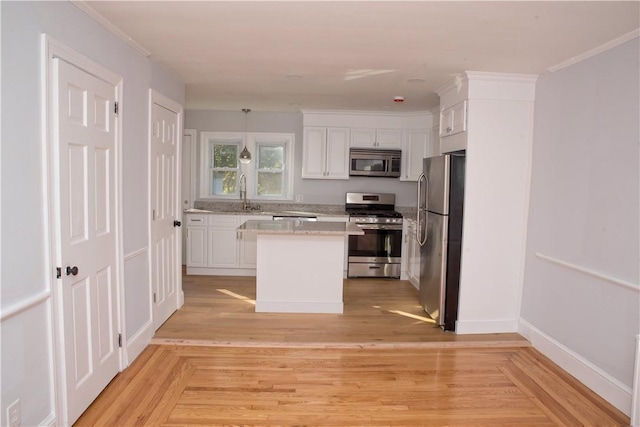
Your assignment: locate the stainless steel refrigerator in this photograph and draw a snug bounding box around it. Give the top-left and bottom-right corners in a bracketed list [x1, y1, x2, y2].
[416, 152, 465, 331]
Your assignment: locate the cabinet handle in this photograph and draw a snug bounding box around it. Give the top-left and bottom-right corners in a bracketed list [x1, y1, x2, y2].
[446, 126, 452, 132]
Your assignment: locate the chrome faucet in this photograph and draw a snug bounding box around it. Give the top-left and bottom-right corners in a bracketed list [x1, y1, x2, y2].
[239, 174, 249, 210]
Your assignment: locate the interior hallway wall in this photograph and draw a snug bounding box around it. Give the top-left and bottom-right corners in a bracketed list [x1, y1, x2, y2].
[0, 2, 184, 425]
[520, 37, 639, 415]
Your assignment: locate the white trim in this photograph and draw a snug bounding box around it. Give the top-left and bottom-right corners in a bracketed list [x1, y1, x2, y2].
[125, 319, 155, 367]
[519, 318, 633, 417]
[548, 29, 640, 72]
[632, 334, 640, 426]
[183, 128, 198, 208]
[41, 412, 57, 427]
[42, 34, 126, 426]
[535, 252, 639, 293]
[0, 290, 51, 321]
[455, 319, 519, 334]
[124, 246, 149, 262]
[70, 1, 151, 57]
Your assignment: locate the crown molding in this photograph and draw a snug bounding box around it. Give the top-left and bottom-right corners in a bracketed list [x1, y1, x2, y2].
[71, 1, 151, 57]
[548, 29, 639, 73]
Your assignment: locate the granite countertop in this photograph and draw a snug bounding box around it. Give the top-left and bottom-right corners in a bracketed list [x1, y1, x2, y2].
[237, 220, 364, 236]
[184, 203, 348, 218]
[185, 202, 417, 219]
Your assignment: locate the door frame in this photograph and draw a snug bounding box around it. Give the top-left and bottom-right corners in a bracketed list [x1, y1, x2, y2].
[42, 34, 126, 426]
[148, 89, 184, 326]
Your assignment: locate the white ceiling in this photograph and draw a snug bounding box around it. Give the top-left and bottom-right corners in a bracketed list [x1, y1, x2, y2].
[81, 1, 639, 112]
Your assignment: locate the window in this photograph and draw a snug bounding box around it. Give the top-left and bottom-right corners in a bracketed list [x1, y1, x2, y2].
[200, 131, 294, 201]
[200, 133, 242, 198]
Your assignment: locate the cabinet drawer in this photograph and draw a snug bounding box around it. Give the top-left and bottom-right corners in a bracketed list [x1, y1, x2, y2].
[208, 215, 239, 228]
[187, 215, 207, 226]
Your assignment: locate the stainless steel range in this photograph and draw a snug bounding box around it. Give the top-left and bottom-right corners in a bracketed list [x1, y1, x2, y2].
[345, 192, 403, 278]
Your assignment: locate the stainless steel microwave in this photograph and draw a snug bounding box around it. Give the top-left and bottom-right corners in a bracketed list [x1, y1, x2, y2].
[349, 148, 401, 178]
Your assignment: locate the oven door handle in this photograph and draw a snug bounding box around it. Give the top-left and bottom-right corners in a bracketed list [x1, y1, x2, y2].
[356, 224, 403, 231]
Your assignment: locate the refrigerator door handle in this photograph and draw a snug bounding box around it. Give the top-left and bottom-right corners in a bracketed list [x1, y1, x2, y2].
[416, 173, 427, 246]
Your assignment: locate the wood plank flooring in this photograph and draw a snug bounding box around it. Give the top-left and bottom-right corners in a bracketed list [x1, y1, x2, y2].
[75, 275, 629, 426]
[152, 275, 526, 346]
[75, 345, 630, 426]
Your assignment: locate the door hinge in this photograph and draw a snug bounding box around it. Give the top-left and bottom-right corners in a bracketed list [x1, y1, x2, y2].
[118, 333, 122, 348]
[153, 293, 157, 303]
[114, 101, 119, 116]
[56, 267, 62, 279]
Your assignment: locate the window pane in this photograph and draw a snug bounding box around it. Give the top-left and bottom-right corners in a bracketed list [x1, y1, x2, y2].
[257, 172, 283, 196]
[213, 144, 238, 168]
[258, 146, 283, 169]
[211, 171, 237, 195]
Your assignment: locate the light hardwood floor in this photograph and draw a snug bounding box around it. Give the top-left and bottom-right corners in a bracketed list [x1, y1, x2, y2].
[152, 274, 526, 345]
[76, 345, 629, 426]
[74, 275, 630, 425]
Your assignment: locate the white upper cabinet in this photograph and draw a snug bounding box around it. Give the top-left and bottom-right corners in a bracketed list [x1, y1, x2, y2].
[302, 126, 350, 179]
[350, 128, 402, 149]
[400, 129, 429, 182]
[439, 100, 467, 139]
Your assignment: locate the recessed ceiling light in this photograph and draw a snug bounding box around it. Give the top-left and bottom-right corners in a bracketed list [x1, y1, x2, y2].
[285, 74, 303, 80]
[408, 78, 425, 84]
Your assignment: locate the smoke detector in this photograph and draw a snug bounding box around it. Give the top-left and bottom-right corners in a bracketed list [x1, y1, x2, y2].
[393, 96, 404, 103]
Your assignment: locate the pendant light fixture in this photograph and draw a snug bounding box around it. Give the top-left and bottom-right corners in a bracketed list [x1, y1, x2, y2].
[239, 108, 252, 164]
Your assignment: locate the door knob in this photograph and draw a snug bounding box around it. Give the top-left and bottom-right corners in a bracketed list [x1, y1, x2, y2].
[66, 266, 79, 276]
[174, 220, 182, 227]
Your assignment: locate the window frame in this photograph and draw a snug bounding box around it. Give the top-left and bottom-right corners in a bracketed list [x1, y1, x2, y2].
[251, 133, 293, 200]
[199, 131, 295, 201]
[199, 132, 244, 199]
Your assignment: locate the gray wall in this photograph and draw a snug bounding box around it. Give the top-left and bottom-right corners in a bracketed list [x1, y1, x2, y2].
[0, 2, 184, 425]
[520, 37, 639, 400]
[186, 110, 419, 207]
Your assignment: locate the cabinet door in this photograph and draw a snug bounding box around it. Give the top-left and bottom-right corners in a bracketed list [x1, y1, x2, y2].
[302, 127, 327, 179]
[440, 100, 467, 138]
[208, 216, 239, 267]
[238, 215, 272, 268]
[376, 129, 402, 149]
[325, 127, 350, 179]
[350, 128, 376, 148]
[186, 227, 207, 267]
[400, 130, 429, 182]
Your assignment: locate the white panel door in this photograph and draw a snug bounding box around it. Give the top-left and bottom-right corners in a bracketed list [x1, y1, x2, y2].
[150, 99, 181, 329]
[55, 58, 120, 424]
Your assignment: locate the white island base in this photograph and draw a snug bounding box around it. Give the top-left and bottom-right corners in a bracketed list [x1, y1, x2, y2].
[237, 219, 363, 314]
[255, 233, 345, 313]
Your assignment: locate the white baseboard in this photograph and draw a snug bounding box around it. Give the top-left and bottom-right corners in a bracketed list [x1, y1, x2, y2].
[41, 412, 56, 427]
[455, 318, 518, 334]
[631, 334, 640, 426]
[518, 318, 632, 417]
[125, 319, 154, 367]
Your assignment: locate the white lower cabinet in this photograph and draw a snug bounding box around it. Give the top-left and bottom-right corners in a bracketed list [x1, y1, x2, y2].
[187, 213, 271, 275]
[238, 215, 271, 268]
[403, 219, 420, 288]
[208, 215, 240, 268]
[186, 215, 207, 267]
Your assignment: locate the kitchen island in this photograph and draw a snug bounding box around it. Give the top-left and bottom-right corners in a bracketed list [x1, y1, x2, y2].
[237, 220, 363, 314]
